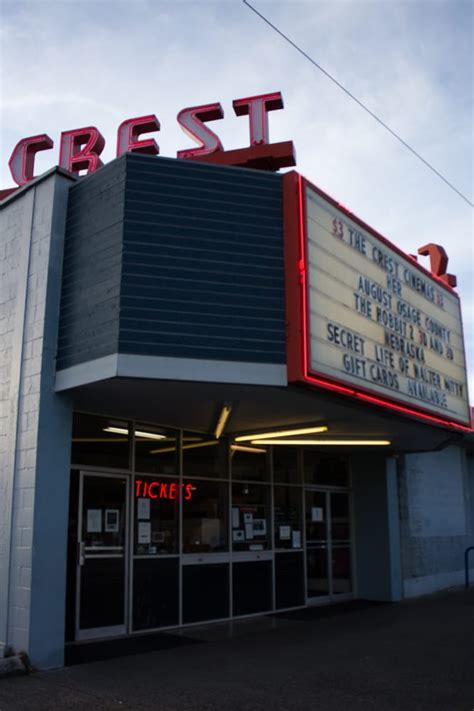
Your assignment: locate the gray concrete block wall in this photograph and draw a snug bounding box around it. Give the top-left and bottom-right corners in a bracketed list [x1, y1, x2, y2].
[0, 171, 74, 667]
[399, 445, 474, 596]
[351, 454, 402, 601]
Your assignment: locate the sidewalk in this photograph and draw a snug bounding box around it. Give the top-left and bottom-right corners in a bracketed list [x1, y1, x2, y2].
[0, 588, 473, 711]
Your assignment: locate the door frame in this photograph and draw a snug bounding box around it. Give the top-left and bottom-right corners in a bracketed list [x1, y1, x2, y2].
[304, 486, 355, 606]
[75, 470, 130, 641]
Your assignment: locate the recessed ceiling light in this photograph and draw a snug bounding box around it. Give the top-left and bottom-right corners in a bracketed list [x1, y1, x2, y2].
[230, 444, 267, 454]
[103, 426, 166, 441]
[250, 439, 391, 446]
[235, 425, 328, 442]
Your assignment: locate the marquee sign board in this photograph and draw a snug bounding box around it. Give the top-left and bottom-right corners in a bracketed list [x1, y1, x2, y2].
[284, 174, 471, 430]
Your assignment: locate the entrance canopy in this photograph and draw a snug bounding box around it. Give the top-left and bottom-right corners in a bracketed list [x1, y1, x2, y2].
[66, 376, 461, 453]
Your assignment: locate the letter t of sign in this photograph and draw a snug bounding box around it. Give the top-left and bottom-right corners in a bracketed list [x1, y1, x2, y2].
[233, 91, 284, 145]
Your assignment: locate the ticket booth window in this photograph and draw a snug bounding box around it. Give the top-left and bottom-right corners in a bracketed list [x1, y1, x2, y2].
[134, 476, 179, 555]
[134, 424, 178, 475]
[231, 448, 269, 482]
[304, 452, 349, 487]
[71, 414, 131, 470]
[231, 483, 271, 551]
[273, 486, 303, 550]
[182, 434, 228, 479]
[273, 447, 301, 484]
[182, 481, 229, 553]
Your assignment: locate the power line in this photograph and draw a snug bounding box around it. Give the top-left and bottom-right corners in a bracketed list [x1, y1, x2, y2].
[242, 0, 473, 208]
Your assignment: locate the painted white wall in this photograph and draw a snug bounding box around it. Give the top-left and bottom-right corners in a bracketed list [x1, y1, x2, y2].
[0, 172, 74, 667]
[400, 446, 474, 597]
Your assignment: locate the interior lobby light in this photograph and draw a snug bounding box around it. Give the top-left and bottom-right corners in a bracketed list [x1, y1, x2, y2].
[235, 425, 328, 442]
[150, 440, 220, 454]
[103, 426, 166, 441]
[250, 439, 391, 446]
[230, 444, 267, 454]
[214, 403, 232, 439]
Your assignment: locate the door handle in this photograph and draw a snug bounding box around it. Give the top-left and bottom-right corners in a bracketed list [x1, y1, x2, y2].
[78, 541, 85, 566]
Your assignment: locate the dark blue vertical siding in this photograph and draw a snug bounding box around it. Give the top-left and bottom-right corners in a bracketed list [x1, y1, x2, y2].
[120, 154, 286, 363]
[57, 153, 287, 371]
[57, 159, 126, 370]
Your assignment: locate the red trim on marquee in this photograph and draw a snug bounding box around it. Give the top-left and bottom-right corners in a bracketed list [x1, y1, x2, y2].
[283, 173, 473, 433]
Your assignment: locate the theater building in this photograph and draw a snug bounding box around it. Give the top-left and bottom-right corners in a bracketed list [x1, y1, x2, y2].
[0, 147, 473, 670]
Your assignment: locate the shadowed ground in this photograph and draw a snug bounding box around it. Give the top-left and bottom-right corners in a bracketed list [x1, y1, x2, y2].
[0, 588, 472, 710]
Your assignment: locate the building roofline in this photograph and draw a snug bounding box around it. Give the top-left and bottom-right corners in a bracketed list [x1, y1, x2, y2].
[0, 166, 77, 208]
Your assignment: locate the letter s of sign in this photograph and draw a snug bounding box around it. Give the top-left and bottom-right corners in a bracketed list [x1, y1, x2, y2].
[116, 115, 160, 157]
[184, 484, 193, 501]
[176, 103, 224, 158]
[8, 134, 54, 186]
[59, 126, 105, 175]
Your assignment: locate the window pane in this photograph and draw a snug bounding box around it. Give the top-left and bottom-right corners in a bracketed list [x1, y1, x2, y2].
[231, 448, 269, 482]
[71, 414, 130, 469]
[305, 491, 327, 542]
[303, 452, 349, 487]
[134, 476, 179, 555]
[332, 547, 352, 593]
[273, 447, 301, 484]
[183, 435, 228, 479]
[331, 493, 350, 541]
[134, 424, 177, 476]
[273, 486, 303, 549]
[182, 480, 228, 553]
[231, 483, 270, 551]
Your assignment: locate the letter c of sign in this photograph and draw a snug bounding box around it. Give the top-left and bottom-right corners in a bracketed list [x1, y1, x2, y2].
[8, 134, 54, 186]
[148, 482, 159, 499]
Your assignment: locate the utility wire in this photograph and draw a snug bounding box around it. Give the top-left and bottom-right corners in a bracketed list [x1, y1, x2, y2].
[243, 0, 473, 208]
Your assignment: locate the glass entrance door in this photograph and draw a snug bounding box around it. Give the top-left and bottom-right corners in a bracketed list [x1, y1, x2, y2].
[305, 490, 352, 602]
[76, 472, 129, 640]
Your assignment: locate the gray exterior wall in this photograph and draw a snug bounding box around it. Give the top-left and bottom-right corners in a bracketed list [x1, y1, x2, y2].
[57, 153, 285, 376]
[352, 454, 402, 601]
[0, 172, 74, 668]
[399, 445, 474, 596]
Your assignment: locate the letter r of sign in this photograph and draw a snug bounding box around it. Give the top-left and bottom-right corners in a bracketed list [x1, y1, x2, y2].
[417, 243, 457, 287]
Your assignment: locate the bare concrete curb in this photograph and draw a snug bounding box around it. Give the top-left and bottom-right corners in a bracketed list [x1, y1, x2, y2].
[0, 655, 26, 679]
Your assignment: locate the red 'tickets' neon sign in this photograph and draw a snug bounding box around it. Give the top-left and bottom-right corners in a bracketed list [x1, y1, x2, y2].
[135, 479, 194, 501]
[8, 91, 292, 186]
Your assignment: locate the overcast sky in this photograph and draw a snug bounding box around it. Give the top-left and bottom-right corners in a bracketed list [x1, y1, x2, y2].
[1, 0, 473, 402]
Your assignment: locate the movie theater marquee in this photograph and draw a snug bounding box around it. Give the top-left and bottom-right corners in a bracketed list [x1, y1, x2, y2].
[304, 185, 470, 426]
